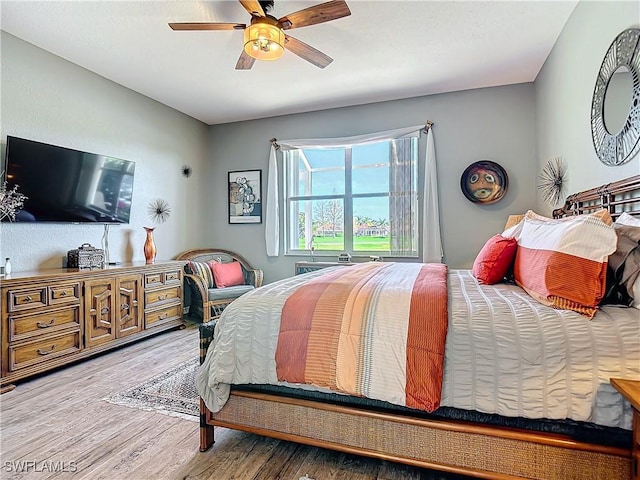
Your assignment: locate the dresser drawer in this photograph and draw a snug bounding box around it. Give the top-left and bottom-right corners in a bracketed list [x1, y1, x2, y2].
[145, 286, 181, 309]
[145, 270, 181, 287]
[7, 287, 48, 312]
[164, 270, 181, 285]
[8, 330, 81, 371]
[144, 273, 164, 287]
[8, 305, 81, 342]
[48, 283, 80, 305]
[146, 304, 181, 328]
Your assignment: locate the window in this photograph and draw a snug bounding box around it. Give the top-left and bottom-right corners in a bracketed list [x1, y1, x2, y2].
[284, 136, 419, 257]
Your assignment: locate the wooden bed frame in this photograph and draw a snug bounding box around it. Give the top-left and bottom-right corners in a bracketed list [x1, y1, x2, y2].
[198, 174, 640, 480]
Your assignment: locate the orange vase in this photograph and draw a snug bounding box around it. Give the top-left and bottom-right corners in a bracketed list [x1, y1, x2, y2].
[143, 227, 156, 264]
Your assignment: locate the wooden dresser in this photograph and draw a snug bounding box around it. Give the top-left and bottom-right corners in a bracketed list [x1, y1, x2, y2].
[0, 261, 185, 392]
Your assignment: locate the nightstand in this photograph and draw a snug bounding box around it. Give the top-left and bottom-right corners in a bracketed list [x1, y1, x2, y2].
[611, 378, 640, 480]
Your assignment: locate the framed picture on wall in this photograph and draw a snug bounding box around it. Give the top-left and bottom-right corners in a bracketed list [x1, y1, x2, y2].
[228, 169, 262, 224]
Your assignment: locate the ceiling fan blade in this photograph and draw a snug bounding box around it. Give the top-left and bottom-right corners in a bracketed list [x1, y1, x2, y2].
[169, 22, 245, 31]
[284, 35, 333, 69]
[235, 50, 256, 70]
[278, 0, 351, 30]
[238, 0, 265, 17]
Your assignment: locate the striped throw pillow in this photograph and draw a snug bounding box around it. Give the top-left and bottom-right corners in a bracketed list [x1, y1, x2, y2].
[187, 261, 216, 289]
[513, 209, 617, 318]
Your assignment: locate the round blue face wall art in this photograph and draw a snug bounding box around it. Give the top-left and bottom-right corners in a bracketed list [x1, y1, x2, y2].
[460, 160, 509, 204]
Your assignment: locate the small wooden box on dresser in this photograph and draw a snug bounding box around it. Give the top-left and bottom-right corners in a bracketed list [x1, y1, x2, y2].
[0, 261, 185, 393]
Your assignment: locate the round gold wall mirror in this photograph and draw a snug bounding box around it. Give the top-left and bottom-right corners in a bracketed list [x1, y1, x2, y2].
[590, 28, 640, 166]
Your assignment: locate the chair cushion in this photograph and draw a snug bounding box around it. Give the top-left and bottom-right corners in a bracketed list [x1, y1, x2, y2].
[186, 261, 216, 288]
[207, 284, 255, 301]
[210, 260, 245, 288]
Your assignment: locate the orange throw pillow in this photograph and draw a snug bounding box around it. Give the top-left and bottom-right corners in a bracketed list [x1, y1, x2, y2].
[209, 261, 245, 288]
[513, 210, 617, 318]
[472, 234, 518, 284]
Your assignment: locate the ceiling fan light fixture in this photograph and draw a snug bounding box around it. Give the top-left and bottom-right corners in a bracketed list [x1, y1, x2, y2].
[243, 17, 284, 61]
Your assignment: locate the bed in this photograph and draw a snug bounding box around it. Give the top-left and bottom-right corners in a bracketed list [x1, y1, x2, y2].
[196, 174, 640, 480]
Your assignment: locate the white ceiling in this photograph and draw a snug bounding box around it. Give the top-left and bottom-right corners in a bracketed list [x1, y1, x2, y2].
[0, 1, 578, 126]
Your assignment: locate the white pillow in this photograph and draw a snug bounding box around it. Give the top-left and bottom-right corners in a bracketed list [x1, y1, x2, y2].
[502, 220, 523, 240]
[513, 209, 616, 317]
[616, 212, 640, 227]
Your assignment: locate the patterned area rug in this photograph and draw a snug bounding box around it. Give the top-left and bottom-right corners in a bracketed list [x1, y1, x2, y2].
[104, 358, 199, 422]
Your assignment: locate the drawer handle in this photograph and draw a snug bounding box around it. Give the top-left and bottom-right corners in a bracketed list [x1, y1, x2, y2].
[160, 313, 168, 320]
[121, 303, 130, 311]
[149, 278, 159, 283]
[24, 296, 33, 303]
[158, 294, 167, 301]
[60, 291, 68, 297]
[37, 318, 56, 328]
[100, 307, 110, 315]
[37, 345, 56, 355]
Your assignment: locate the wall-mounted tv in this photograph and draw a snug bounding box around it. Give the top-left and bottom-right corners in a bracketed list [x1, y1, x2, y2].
[3, 136, 135, 223]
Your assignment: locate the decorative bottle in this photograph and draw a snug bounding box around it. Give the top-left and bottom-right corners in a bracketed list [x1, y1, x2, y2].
[102, 224, 110, 266]
[143, 227, 157, 264]
[4, 258, 12, 275]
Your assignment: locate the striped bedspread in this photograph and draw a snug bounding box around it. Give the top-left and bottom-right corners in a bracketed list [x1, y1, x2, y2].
[275, 262, 448, 412]
[196, 267, 639, 430]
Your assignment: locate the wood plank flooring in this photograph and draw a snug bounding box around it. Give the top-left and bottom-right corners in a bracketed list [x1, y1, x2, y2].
[0, 322, 468, 480]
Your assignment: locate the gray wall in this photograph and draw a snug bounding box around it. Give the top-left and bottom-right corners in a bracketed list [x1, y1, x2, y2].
[0, 32, 210, 272]
[4, 0, 633, 282]
[535, 0, 640, 215]
[208, 84, 537, 282]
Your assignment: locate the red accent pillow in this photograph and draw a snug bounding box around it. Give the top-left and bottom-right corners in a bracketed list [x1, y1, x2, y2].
[209, 261, 245, 288]
[472, 234, 518, 285]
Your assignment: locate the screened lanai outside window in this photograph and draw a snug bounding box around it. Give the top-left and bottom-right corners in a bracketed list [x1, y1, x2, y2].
[284, 137, 419, 257]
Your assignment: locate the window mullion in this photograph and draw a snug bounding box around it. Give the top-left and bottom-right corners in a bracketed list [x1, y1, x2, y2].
[344, 148, 353, 252]
[290, 194, 344, 202]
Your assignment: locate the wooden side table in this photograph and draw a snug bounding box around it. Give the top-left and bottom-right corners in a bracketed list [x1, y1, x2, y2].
[611, 378, 640, 480]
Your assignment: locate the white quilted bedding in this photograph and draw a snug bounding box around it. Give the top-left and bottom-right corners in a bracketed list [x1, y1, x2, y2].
[196, 267, 640, 429]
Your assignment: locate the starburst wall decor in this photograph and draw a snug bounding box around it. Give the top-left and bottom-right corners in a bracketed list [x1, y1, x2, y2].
[147, 198, 171, 224]
[538, 157, 567, 206]
[181, 165, 192, 178]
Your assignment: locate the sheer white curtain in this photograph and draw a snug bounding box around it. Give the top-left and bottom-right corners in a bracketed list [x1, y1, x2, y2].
[265, 126, 442, 262]
[422, 130, 443, 262]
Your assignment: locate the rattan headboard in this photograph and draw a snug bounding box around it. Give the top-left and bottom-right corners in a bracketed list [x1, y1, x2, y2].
[553, 174, 640, 219]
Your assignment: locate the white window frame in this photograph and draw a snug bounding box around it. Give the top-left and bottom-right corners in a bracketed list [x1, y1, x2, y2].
[283, 137, 419, 258]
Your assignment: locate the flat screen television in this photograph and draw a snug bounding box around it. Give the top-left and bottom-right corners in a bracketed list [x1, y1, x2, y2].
[3, 136, 135, 223]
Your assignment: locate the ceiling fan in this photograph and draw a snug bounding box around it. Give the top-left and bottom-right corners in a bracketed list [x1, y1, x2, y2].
[169, 0, 351, 70]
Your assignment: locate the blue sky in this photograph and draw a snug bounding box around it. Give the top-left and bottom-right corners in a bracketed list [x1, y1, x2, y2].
[301, 142, 391, 220]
